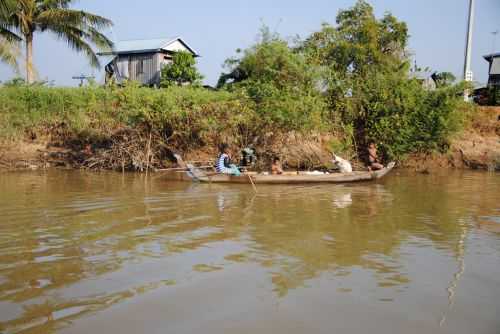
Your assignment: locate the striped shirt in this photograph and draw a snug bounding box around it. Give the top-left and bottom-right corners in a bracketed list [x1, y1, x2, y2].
[216, 153, 232, 174]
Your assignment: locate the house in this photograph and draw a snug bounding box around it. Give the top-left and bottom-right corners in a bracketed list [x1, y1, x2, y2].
[409, 70, 437, 90]
[98, 37, 199, 86]
[483, 52, 500, 88]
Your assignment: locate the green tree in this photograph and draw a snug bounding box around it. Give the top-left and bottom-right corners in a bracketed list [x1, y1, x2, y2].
[299, 0, 466, 159]
[219, 27, 319, 92]
[217, 26, 326, 130]
[1, 0, 113, 83]
[301, 0, 409, 110]
[160, 51, 203, 87]
[433, 71, 456, 88]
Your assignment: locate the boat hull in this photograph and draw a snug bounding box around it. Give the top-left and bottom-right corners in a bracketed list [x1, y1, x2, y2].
[163, 162, 395, 184]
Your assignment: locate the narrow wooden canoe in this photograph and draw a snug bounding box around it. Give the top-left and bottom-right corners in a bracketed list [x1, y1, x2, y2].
[165, 162, 395, 184]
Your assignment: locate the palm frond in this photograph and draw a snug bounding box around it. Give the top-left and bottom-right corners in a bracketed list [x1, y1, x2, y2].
[4, 0, 113, 79]
[37, 0, 73, 11]
[0, 0, 14, 14]
[36, 8, 112, 30]
[0, 24, 22, 42]
[37, 7, 113, 68]
[0, 0, 21, 41]
[48, 24, 102, 68]
[0, 35, 20, 71]
[86, 26, 113, 51]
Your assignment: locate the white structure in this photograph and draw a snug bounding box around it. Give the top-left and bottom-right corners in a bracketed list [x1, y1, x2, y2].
[98, 37, 199, 86]
[463, 0, 475, 82]
[483, 52, 500, 88]
[409, 71, 437, 90]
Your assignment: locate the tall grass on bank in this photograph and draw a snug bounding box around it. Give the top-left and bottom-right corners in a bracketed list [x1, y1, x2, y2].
[0, 85, 250, 148]
[0, 84, 332, 170]
[0, 81, 469, 166]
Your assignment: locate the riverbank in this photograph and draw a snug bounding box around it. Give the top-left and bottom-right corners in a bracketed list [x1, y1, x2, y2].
[402, 106, 500, 172]
[1, 105, 498, 172]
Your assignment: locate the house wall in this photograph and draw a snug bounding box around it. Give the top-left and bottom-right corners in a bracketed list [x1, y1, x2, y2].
[487, 57, 500, 88]
[164, 40, 189, 53]
[488, 75, 500, 88]
[106, 39, 194, 86]
[422, 78, 437, 91]
[113, 52, 160, 86]
[110, 52, 176, 86]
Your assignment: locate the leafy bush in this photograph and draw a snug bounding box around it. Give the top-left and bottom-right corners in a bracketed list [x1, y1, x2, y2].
[218, 26, 328, 131]
[160, 51, 203, 88]
[298, 0, 469, 159]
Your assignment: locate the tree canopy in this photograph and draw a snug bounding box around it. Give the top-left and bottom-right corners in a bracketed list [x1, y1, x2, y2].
[433, 72, 457, 88]
[1, 0, 113, 83]
[160, 51, 203, 88]
[217, 26, 326, 130]
[217, 1, 466, 158]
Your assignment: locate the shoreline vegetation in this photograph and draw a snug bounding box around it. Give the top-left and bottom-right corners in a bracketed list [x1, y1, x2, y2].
[0, 85, 498, 172]
[1, 1, 499, 173]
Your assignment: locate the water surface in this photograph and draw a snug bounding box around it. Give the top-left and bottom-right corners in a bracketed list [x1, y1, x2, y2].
[0, 170, 499, 334]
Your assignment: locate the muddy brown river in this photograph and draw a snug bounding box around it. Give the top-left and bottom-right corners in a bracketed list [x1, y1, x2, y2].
[0, 170, 499, 334]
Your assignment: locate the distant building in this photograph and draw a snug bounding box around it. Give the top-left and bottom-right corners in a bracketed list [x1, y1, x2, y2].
[98, 37, 199, 86]
[483, 52, 500, 88]
[409, 70, 437, 90]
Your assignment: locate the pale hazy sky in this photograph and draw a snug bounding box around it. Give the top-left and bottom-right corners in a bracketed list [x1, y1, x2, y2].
[0, 0, 498, 86]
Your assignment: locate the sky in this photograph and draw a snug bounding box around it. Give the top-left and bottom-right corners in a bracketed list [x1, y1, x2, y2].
[0, 0, 499, 86]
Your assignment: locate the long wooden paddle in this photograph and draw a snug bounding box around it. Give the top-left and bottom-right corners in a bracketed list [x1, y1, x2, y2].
[248, 174, 258, 193]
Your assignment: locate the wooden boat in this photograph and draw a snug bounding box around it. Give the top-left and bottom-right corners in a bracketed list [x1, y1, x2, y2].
[163, 162, 395, 184]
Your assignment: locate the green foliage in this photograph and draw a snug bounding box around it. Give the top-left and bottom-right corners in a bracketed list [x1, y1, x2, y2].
[218, 26, 327, 131]
[357, 77, 467, 158]
[1, 0, 113, 82]
[160, 51, 203, 88]
[302, 0, 408, 77]
[0, 85, 255, 149]
[433, 72, 457, 88]
[2, 77, 25, 86]
[0, 35, 19, 70]
[0, 0, 20, 70]
[298, 0, 466, 159]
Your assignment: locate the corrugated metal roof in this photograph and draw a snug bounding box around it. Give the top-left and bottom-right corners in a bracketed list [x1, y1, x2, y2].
[483, 52, 500, 62]
[98, 37, 198, 56]
[113, 37, 177, 53]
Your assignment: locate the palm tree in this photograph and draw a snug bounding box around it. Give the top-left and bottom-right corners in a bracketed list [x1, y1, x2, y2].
[0, 0, 21, 71]
[3, 0, 113, 83]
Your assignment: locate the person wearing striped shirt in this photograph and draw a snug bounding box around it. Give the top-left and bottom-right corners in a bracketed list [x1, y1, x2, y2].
[216, 143, 241, 176]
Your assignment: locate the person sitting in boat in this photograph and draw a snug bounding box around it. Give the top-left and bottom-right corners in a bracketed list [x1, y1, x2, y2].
[332, 153, 352, 173]
[271, 157, 283, 175]
[367, 141, 384, 171]
[216, 143, 241, 176]
[240, 147, 256, 167]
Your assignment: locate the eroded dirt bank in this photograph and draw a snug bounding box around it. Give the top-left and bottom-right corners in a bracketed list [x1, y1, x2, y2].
[402, 107, 500, 172]
[1, 107, 499, 172]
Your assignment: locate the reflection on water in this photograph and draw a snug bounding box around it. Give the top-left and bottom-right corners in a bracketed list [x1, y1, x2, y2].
[0, 170, 499, 334]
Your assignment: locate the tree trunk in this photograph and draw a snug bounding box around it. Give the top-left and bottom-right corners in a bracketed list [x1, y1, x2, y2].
[25, 33, 33, 84]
